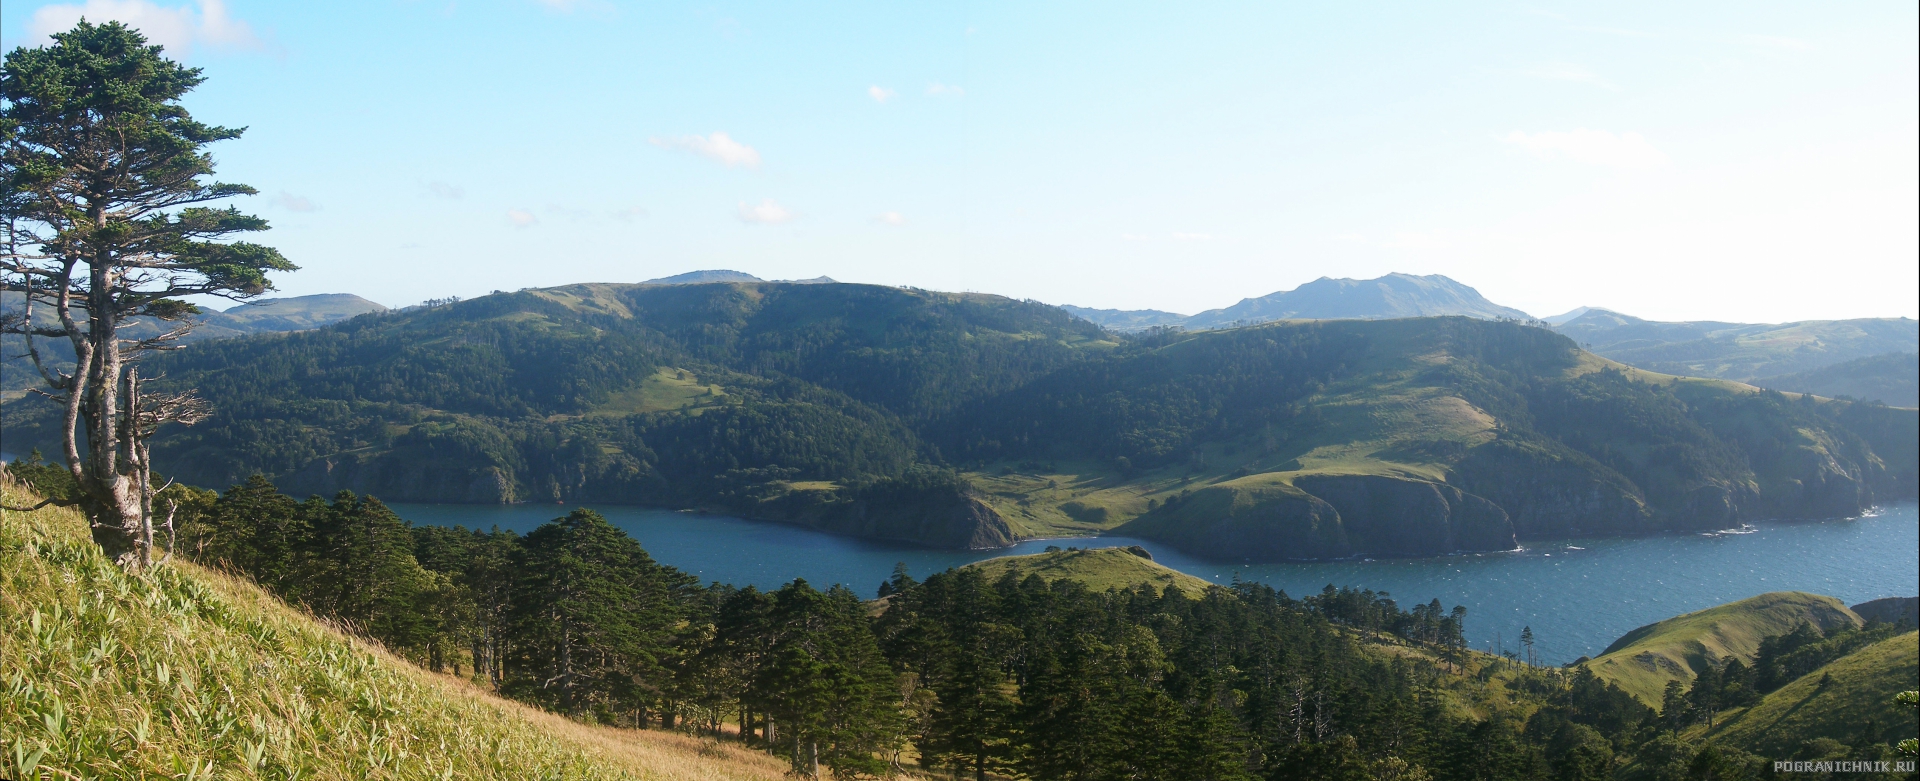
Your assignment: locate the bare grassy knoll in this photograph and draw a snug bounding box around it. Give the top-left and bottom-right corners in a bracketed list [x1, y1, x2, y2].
[1582, 591, 1862, 706]
[0, 480, 787, 781]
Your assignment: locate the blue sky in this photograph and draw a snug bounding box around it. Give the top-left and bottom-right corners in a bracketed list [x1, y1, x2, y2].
[4, 1, 1915, 322]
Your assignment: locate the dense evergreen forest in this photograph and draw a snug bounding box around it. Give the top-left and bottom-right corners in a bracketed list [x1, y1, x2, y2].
[11, 462, 1909, 779]
[2, 281, 1914, 554]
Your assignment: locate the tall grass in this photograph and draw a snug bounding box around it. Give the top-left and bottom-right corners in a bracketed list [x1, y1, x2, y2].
[0, 476, 787, 780]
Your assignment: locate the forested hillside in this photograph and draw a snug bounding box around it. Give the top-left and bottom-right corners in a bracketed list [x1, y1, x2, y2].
[3, 280, 1912, 556]
[10, 470, 1912, 779]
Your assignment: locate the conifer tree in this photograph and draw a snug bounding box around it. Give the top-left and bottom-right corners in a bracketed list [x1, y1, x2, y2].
[507, 508, 692, 718]
[1, 22, 294, 565]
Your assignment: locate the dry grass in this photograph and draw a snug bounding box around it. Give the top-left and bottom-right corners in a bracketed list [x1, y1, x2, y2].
[0, 477, 788, 781]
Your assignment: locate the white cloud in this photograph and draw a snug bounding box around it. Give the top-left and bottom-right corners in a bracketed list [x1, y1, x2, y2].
[1523, 64, 1620, 91]
[1503, 129, 1668, 169]
[926, 82, 966, 97]
[610, 206, 648, 221]
[868, 85, 896, 103]
[1171, 232, 1213, 241]
[873, 211, 907, 226]
[649, 132, 762, 169]
[506, 208, 538, 227]
[29, 0, 261, 57]
[737, 199, 795, 225]
[273, 191, 317, 212]
[427, 181, 464, 199]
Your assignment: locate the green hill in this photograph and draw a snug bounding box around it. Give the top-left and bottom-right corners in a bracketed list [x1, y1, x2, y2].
[1583, 592, 1863, 706]
[1698, 631, 1919, 757]
[4, 280, 1911, 556]
[1551, 308, 1918, 382]
[0, 481, 786, 780]
[958, 546, 1215, 597]
[1754, 352, 1919, 409]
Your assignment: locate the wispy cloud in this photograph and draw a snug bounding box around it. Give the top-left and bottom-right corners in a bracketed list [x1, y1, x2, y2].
[29, 0, 262, 57]
[1523, 63, 1620, 91]
[272, 191, 318, 212]
[649, 132, 762, 169]
[868, 85, 896, 103]
[926, 82, 966, 97]
[610, 206, 648, 221]
[506, 208, 538, 227]
[873, 211, 907, 226]
[1504, 129, 1667, 169]
[1171, 233, 1213, 241]
[737, 199, 795, 225]
[427, 181, 464, 199]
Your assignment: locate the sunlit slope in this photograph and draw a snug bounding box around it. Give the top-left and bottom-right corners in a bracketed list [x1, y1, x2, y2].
[0, 482, 786, 781]
[959, 546, 1214, 597]
[1582, 592, 1863, 706]
[1698, 631, 1919, 757]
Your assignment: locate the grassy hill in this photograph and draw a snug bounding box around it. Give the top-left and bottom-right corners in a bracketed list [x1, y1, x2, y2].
[1754, 352, 1919, 408]
[958, 546, 1214, 597]
[1697, 631, 1919, 757]
[1551, 308, 1918, 382]
[0, 480, 786, 780]
[1582, 592, 1863, 706]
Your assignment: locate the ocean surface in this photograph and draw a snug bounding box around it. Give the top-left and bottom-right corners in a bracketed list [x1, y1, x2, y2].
[392, 500, 1919, 665]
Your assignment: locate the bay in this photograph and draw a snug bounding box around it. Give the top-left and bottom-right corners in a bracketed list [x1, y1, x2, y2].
[353, 501, 1917, 665]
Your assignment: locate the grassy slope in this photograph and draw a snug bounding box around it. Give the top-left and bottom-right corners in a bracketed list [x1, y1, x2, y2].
[1582, 592, 1863, 707]
[959, 547, 1215, 597]
[0, 482, 787, 781]
[1694, 631, 1919, 757]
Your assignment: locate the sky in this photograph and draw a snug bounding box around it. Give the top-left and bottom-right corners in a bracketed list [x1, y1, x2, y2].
[3, 1, 1915, 323]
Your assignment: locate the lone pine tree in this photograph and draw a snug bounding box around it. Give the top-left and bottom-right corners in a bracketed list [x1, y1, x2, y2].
[1, 21, 293, 566]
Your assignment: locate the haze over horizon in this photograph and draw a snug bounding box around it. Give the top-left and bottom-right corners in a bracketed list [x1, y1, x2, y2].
[2, 0, 1914, 323]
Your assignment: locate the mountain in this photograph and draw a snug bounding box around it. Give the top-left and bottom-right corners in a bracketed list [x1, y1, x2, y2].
[1057, 304, 1190, 332]
[0, 484, 788, 780]
[1540, 306, 1592, 326]
[643, 269, 837, 285]
[1178, 273, 1532, 329]
[1753, 352, 1918, 408]
[1581, 592, 1863, 706]
[4, 280, 1911, 556]
[1055, 273, 1532, 332]
[1549, 308, 1919, 383]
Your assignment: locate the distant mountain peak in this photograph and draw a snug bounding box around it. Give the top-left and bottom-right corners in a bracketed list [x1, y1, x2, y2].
[1177, 272, 1531, 329]
[641, 270, 838, 286]
[643, 270, 764, 285]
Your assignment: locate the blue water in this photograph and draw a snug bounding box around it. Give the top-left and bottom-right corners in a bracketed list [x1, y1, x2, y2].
[396, 502, 1911, 665]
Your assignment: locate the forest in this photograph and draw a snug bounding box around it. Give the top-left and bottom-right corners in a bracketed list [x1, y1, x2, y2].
[11, 459, 1909, 780]
[3, 281, 1911, 553]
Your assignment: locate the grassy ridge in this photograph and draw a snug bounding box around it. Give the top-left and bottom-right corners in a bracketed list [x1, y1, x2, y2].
[0, 480, 787, 781]
[1697, 631, 1919, 757]
[1583, 592, 1862, 706]
[958, 547, 1215, 597]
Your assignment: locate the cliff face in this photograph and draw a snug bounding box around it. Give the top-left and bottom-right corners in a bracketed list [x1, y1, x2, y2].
[1117, 473, 1515, 561]
[1291, 474, 1514, 555]
[748, 483, 1017, 549]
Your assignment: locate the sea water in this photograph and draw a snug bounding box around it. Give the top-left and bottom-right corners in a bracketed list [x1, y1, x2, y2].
[392, 500, 1918, 664]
